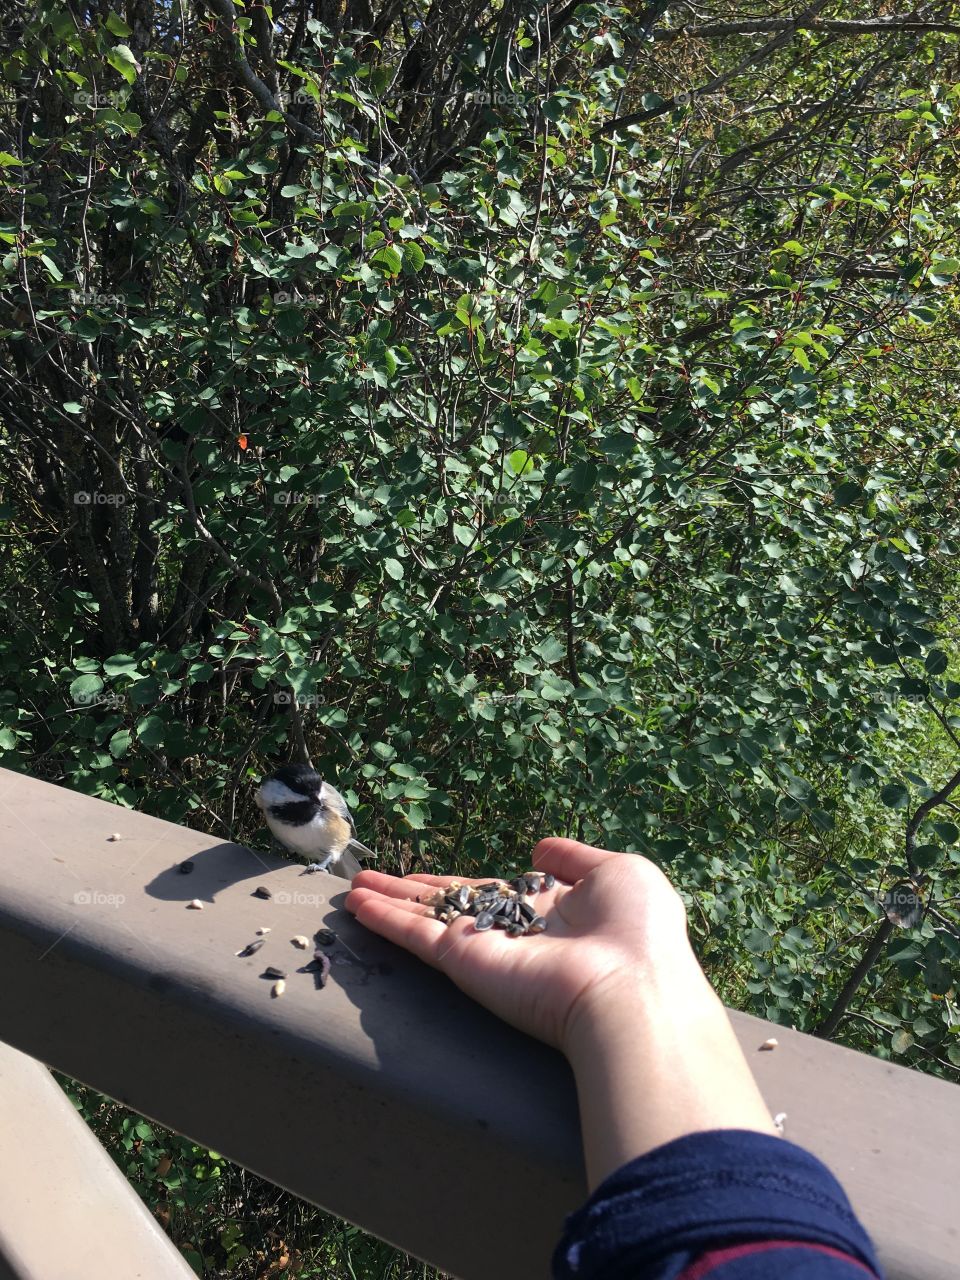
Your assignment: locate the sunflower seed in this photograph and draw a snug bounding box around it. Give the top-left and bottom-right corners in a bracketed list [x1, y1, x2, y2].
[542, 874, 556, 890]
[506, 922, 524, 937]
[524, 874, 542, 895]
[271, 979, 286, 998]
[253, 885, 272, 900]
[264, 966, 287, 979]
[236, 939, 264, 957]
[528, 916, 547, 933]
[474, 912, 494, 931]
[178, 860, 194, 874]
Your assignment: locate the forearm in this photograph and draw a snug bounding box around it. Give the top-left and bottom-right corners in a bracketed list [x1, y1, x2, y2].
[565, 946, 776, 1191]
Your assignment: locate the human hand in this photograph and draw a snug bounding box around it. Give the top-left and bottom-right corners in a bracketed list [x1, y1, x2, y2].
[345, 837, 707, 1056]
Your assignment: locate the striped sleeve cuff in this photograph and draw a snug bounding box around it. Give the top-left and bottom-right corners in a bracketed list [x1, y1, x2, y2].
[553, 1129, 882, 1280]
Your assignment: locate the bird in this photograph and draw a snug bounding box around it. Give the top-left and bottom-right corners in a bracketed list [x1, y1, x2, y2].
[254, 764, 373, 880]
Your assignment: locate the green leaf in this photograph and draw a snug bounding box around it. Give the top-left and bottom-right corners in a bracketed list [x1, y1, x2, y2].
[533, 637, 565, 664]
[103, 654, 139, 677]
[370, 246, 403, 276]
[923, 957, 953, 996]
[890, 1029, 914, 1055]
[70, 674, 103, 704]
[0, 152, 23, 168]
[925, 650, 948, 676]
[105, 11, 133, 36]
[743, 928, 773, 954]
[136, 714, 167, 747]
[507, 449, 533, 476]
[569, 461, 598, 494]
[403, 242, 426, 272]
[383, 557, 404, 580]
[107, 44, 140, 85]
[880, 782, 910, 809]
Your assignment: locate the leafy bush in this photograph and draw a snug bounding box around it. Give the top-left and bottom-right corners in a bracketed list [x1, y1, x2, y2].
[3, 0, 960, 1271]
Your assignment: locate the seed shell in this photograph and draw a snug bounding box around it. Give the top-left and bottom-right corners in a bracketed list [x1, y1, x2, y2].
[271, 979, 286, 998]
[178, 860, 194, 875]
[253, 885, 273, 900]
[264, 966, 287, 979]
[291, 935, 310, 949]
[237, 939, 264, 957]
[186, 898, 204, 910]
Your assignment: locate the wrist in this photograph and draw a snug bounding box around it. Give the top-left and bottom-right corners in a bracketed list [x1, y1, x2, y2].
[562, 944, 775, 1190]
[562, 935, 719, 1062]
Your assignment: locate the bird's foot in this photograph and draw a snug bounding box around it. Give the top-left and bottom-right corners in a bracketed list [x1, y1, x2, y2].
[302, 855, 334, 875]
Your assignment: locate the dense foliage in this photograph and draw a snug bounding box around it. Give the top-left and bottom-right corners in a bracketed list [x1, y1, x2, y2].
[3, 0, 960, 1271]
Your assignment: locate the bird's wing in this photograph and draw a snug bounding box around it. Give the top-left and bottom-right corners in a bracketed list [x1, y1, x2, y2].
[337, 845, 364, 881]
[346, 837, 374, 860]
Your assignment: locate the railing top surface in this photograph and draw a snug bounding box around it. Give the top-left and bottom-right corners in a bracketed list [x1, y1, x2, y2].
[0, 767, 956, 1280]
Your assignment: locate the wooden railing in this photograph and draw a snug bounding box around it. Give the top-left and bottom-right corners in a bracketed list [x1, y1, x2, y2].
[0, 767, 956, 1280]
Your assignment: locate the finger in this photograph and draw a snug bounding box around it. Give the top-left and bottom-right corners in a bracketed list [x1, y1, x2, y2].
[350, 870, 437, 902]
[349, 893, 449, 969]
[401, 873, 508, 889]
[345, 886, 435, 917]
[531, 837, 621, 883]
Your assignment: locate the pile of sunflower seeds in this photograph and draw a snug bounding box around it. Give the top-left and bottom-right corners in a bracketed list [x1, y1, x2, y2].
[420, 873, 554, 937]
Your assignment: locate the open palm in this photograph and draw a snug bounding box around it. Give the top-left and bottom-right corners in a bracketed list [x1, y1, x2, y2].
[346, 837, 690, 1054]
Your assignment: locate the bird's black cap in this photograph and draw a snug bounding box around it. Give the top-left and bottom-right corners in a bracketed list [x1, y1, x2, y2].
[268, 764, 323, 797]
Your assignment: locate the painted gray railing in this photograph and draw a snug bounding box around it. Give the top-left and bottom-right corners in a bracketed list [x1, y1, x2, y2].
[0, 767, 956, 1280]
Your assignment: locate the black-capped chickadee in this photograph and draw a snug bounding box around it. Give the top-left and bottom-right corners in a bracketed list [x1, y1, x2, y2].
[254, 764, 373, 879]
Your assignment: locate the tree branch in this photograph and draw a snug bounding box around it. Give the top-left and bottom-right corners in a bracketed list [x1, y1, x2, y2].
[653, 18, 960, 42]
[206, 0, 324, 142]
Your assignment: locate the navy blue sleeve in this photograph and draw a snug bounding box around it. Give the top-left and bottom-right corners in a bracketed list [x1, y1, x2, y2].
[552, 1129, 883, 1280]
